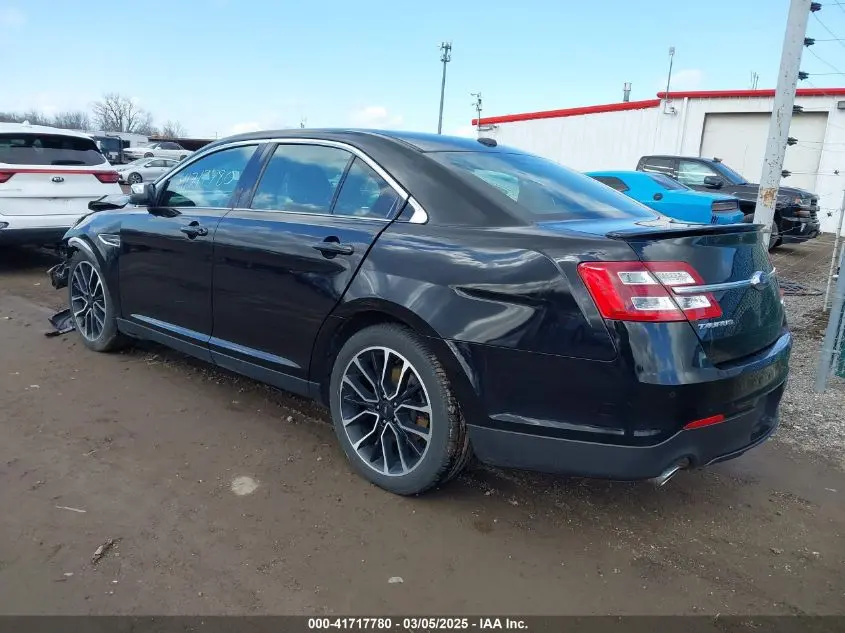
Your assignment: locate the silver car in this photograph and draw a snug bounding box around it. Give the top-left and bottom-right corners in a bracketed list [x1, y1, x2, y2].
[116, 157, 181, 184]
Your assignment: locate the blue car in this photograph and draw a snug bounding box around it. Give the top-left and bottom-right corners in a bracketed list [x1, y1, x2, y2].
[586, 170, 744, 225]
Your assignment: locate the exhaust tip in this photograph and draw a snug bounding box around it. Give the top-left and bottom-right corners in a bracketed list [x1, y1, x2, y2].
[650, 459, 690, 487]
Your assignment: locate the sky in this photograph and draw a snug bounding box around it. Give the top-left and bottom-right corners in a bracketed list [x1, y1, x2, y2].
[2, 0, 845, 139]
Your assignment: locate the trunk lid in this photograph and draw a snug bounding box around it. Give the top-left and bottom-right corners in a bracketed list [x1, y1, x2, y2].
[607, 221, 784, 365]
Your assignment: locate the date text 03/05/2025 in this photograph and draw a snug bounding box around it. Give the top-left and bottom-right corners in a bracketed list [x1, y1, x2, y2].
[307, 617, 529, 630]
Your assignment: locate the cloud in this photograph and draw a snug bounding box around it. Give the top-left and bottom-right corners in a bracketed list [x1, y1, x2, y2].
[349, 106, 403, 129]
[0, 7, 25, 29]
[660, 68, 703, 92]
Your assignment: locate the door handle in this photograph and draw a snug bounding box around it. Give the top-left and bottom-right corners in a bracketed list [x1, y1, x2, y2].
[312, 240, 354, 256]
[180, 223, 208, 238]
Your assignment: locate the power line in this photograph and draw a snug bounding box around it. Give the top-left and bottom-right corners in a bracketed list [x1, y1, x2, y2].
[805, 44, 845, 75]
[812, 11, 845, 50]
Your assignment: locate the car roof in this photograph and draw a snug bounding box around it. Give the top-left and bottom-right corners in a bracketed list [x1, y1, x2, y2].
[0, 122, 96, 141]
[642, 154, 718, 163]
[206, 128, 523, 154]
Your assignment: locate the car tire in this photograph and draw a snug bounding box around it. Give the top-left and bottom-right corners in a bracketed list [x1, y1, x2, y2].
[128, 172, 142, 184]
[179, 154, 187, 160]
[768, 219, 782, 251]
[329, 324, 471, 495]
[68, 249, 127, 353]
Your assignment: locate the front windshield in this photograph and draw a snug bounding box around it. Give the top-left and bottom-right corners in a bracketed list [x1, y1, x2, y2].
[432, 151, 656, 222]
[714, 162, 747, 184]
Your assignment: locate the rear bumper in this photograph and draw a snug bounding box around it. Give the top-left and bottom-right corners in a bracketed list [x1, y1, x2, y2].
[468, 383, 783, 480]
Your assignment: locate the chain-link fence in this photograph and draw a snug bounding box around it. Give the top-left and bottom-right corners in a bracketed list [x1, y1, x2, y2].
[815, 246, 845, 391]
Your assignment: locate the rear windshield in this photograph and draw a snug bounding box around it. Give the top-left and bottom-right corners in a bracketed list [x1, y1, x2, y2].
[648, 173, 688, 191]
[432, 151, 655, 221]
[0, 133, 105, 166]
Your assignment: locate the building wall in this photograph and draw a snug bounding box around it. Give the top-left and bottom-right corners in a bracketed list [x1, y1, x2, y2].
[483, 95, 845, 234]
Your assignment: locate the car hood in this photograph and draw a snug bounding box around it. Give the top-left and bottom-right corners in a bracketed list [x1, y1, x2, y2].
[720, 181, 817, 202]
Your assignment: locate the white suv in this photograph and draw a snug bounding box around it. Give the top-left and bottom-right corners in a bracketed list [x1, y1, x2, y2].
[0, 123, 122, 245]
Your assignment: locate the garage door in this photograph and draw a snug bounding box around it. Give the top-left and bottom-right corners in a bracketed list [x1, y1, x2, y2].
[699, 112, 827, 194]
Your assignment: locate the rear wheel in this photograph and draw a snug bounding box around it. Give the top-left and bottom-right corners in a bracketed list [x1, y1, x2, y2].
[179, 154, 187, 160]
[329, 324, 470, 495]
[144, 152, 154, 158]
[68, 250, 127, 353]
[127, 172, 142, 184]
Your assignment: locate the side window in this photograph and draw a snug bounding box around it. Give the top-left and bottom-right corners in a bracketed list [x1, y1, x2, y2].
[251, 144, 351, 213]
[159, 145, 257, 208]
[677, 160, 719, 186]
[641, 157, 675, 177]
[148, 160, 165, 168]
[333, 158, 402, 219]
[590, 175, 629, 193]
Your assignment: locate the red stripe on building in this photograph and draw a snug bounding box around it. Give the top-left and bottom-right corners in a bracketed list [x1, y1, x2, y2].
[474, 88, 845, 126]
[472, 98, 661, 126]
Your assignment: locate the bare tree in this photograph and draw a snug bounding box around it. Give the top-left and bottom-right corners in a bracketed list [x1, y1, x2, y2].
[91, 93, 156, 134]
[160, 120, 187, 138]
[21, 109, 52, 126]
[52, 111, 91, 131]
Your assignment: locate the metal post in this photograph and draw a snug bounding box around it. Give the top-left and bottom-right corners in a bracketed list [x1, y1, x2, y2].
[824, 193, 845, 310]
[815, 246, 845, 391]
[752, 0, 812, 245]
[437, 42, 452, 135]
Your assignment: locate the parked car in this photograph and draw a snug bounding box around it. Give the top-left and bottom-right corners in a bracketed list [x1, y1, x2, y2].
[586, 170, 744, 225]
[48, 130, 790, 495]
[0, 122, 121, 245]
[116, 157, 181, 184]
[123, 141, 192, 161]
[92, 135, 125, 165]
[636, 155, 820, 248]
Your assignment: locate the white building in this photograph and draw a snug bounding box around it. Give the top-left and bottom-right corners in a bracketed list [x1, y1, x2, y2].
[474, 88, 845, 234]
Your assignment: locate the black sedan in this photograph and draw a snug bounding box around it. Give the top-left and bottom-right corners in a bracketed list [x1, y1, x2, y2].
[49, 130, 791, 495]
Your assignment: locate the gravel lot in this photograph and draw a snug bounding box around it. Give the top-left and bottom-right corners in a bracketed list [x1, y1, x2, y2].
[0, 241, 843, 616]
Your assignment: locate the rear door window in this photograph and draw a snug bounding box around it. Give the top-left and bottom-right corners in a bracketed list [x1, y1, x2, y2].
[432, 151, 654, 221]
[250, 144, 352, 214]
[0, 133, 105, 166]
[640, 157, 676, 177]
[333, 158, 402, 219]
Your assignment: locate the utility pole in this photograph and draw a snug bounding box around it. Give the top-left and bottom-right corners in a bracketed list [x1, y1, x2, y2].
[437, 41, 452, 134]
[663, 47, 676, 113]
[471, 92, 482, 132]
[752, 0, 814, 243]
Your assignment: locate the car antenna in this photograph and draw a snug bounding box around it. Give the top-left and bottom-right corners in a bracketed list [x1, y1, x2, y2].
[477, 137, 497, 147]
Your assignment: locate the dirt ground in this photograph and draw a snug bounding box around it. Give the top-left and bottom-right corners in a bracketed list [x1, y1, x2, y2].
[0, 243, 843, 616]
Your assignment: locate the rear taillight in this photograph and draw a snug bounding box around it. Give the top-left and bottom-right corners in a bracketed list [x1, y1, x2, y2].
[577, 261, 723, 322]
[711, 200, 738, 213]
[94, 171, 120, 183]
[0, 171, 14, 183]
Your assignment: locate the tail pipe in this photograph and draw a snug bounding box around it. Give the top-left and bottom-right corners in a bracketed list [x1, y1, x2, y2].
[650, 458, 690, 487]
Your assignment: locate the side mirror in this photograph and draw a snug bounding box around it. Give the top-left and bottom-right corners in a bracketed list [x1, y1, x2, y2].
[88, 194, 131, 212]
[129, 182, 156, 206]
[653, 192, 664, 201]
[703, 175, 724, 189]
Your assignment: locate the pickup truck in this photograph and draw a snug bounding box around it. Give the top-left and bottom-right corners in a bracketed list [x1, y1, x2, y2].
[636, 155, 821, 249]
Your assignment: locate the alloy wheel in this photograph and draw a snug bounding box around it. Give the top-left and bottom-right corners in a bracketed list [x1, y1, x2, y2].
[70, 261, 107, 342]
[340, 346, 433, 477]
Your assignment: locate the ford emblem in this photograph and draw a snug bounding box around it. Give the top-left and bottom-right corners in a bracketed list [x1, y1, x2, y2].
[51, 176, 64, 183]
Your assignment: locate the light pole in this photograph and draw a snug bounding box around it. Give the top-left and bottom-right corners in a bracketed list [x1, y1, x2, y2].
[437, 42, 452, 134]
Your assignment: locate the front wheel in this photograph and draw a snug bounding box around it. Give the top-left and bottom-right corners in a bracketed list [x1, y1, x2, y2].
[768, 219, 782, 251]
[329, 324, 471, 495]
[144, 152, 154, 158]
[127, 172, 142, 184]
[68, 250, 127, 352]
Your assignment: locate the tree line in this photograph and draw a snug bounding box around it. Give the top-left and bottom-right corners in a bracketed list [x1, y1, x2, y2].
[0, 93, 187, 138]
